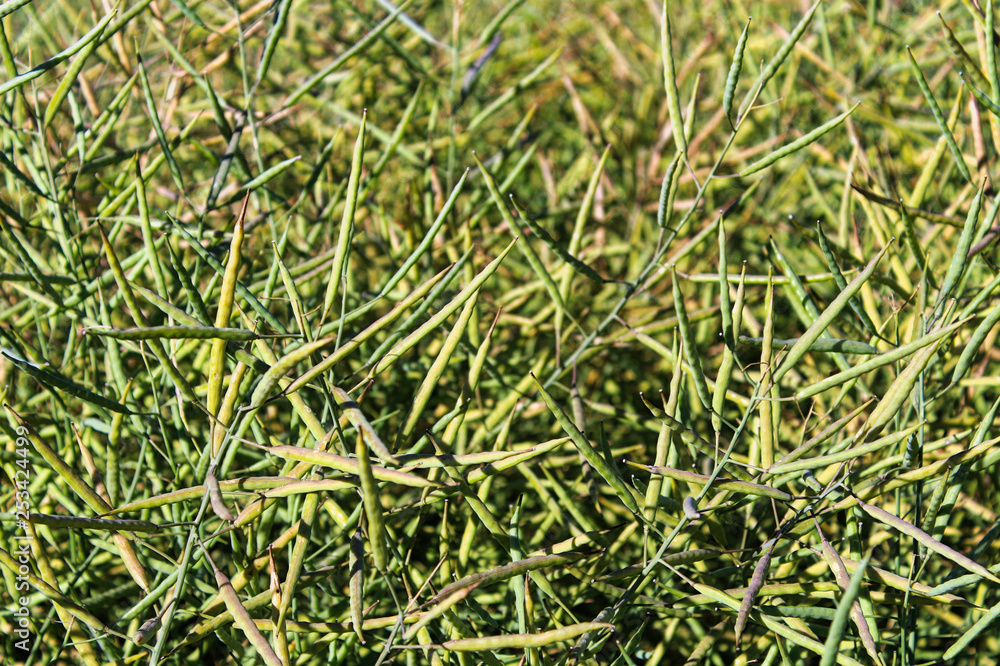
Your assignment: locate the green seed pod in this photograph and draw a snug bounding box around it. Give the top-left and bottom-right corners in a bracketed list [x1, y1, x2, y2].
[723, 18, 751, 124]
[357, 431, 388, 572]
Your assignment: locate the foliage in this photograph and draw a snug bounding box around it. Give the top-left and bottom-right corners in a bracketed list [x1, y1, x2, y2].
[1, 0, 999, 664]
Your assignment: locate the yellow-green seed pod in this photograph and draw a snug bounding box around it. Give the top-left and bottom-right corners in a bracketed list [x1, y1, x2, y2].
[357, 433, 388, 572]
